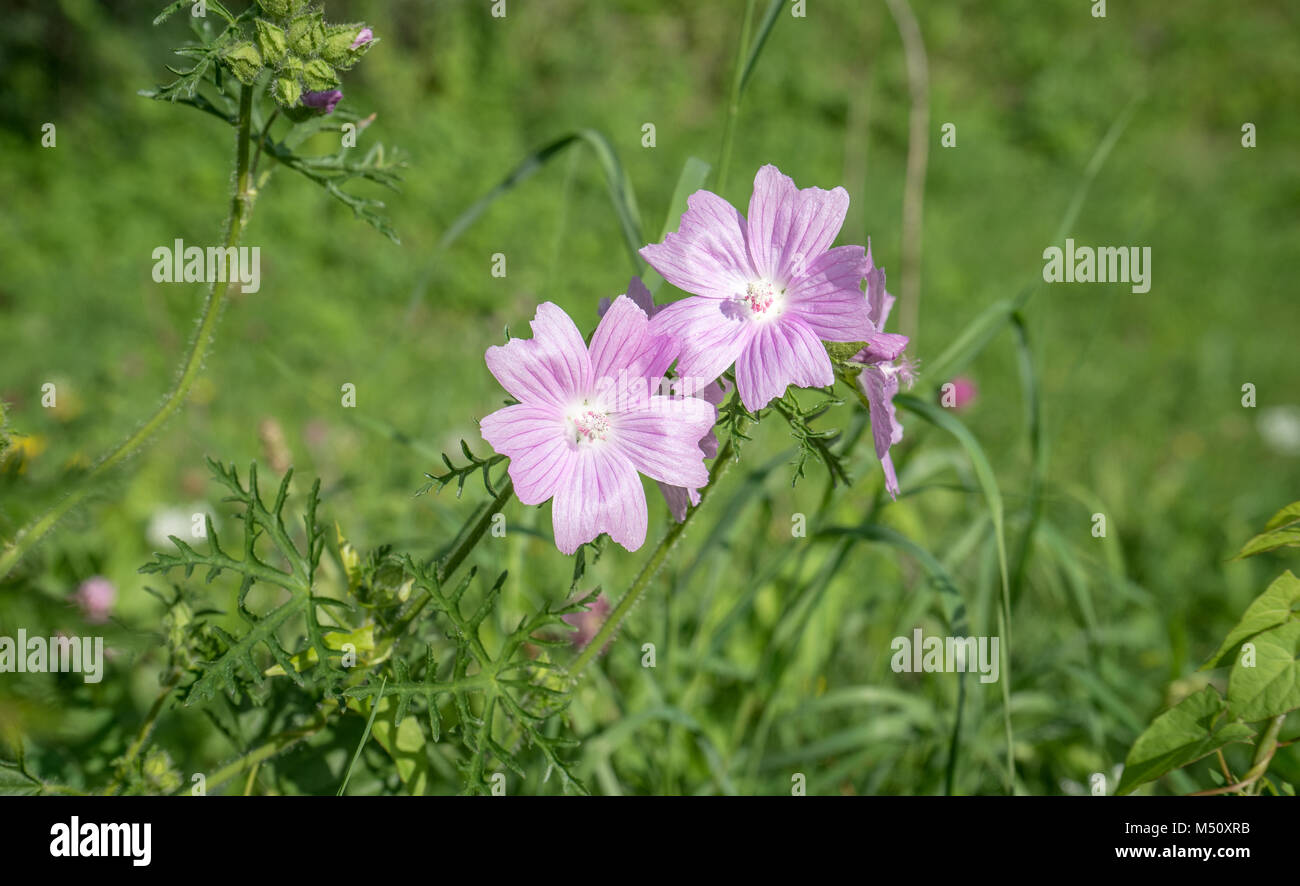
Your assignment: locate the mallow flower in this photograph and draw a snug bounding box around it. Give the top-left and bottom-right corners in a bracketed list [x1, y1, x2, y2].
[640, 164, 876, 412]
[598, 277, 729, 522]
[850, 253, 915, 499]
[480, 298, 717, 554]
[302, 89, 344, 114]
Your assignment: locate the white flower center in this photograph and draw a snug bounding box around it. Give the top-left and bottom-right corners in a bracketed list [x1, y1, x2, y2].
[567, 405, 611, 445]
[741, 279, 784, 321]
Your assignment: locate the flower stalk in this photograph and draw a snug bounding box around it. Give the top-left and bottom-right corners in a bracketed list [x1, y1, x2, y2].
[0, 84, 257, 580]
[567, 427, 744, 681]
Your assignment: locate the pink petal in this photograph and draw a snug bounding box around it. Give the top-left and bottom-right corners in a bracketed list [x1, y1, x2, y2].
[746, 165, 850, 284]
[785, 248, 874, 343]
[650, 296, 754, 388]
[656, 482, 701, 523]
[853, 332, 910, 364]
[479, 404, 573, 505]
[551, 447, 648, 554]
[485, 302, 591, 409]
[612, 395, 716, 488]
[865, 244, 895, 330]
[639, 190, 752, 301]
[735, 317, 834, 411]
[598, 276, 658, 320]
[588, 295, 677, 404]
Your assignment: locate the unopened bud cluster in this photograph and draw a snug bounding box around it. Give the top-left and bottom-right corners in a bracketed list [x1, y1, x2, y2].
[219, 1, 375, 114]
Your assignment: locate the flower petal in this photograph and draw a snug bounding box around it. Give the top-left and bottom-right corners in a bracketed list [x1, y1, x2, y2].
[785, 246, 874, 341]
[639, 190, 752, 301]
[485, 302, 591, 409]
[853, 332, 910, 364]
[551, 447, 648, 554]
[656, 482, 701, 523]
[860, 364, 904, 499]
[746, 165, 850, 284]
[613, 395, 716, 489]
[588, 294, 677, 403]
[479, 404, 572, 505]
[735, 317, 834, 411]
[598, 276, 658, 320]
[865, 244, 895, 330]
[650, 296, 754, 387]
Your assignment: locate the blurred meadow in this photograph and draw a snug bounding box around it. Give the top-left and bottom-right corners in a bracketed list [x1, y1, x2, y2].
[1, 0, 1298, 795]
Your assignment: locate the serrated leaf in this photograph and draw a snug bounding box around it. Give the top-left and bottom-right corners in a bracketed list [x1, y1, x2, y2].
[1227, 619, 1300, 722]
[1203, 571, 1300, 669]
[1117, 686, 1254, 795]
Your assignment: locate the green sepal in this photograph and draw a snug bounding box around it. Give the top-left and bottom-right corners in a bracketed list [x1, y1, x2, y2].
[302, 58, 340, 92]
[254, 18, 288, 66]
[222, 42, 263, 87]
[288, 11, 326, 56]
[272, 74, 302, 107]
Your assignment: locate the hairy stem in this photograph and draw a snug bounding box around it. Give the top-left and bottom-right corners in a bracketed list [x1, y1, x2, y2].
[568, 432, 743, 680]
[0, 84, 258, 579]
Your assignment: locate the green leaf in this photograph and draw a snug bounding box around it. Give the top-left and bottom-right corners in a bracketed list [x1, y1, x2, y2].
[1234, 526, 1300, 560]
[1227, 619, 1300, 722]
[1265, 500, 1300, 532]
[1203, 571, 1300, 669]
[1117, 686, 1254, 795]
[0, 760, 42, 796]
[438, 130, 643, 272]
[642, 155, 711, 294]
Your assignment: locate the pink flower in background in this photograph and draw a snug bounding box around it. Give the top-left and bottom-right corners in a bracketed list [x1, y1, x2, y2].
[72, 576, 116, 623]
[562, 593, 612, 653]
[302, 89, 343, 113]
[599, 277, 728, 522]
[641, 164, 876, 412]
[480, 299, 717, 554]
[946, 376, 978, 411]
[851, 251, 915, 500]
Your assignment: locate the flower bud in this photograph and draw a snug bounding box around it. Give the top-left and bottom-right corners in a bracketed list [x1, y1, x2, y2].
[288, 11, 326, 56]
[272, 74, 302, 107]
[222, 42, 263, 86]
[256, 0, 306, 17]
[302, 58, 340, 92]
[322, 23, 375, 68]
[255, 18, 288, 66]
[301, 89, 343, 114]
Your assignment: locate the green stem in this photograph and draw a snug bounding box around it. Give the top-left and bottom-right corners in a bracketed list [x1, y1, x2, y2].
[103, 675, 181, 795]
[568, 432, 743, 680]
[392, 477, 515, 637]
[0, 84, 258, 579]
[715, 0, 757, 196]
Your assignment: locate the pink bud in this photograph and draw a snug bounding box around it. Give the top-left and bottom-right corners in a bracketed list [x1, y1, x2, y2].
[949, 376, 978, 410]
[73, 576, 116, 623]
[302, 89, 343, 114]
[350, 27, 374, 50]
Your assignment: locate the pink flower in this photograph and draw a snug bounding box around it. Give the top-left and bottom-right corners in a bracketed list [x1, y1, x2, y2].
[72, 576, 116, 624]
[850, 251, 915, 499]
[598, 277, 729, 522]
[640, 164, 877, 412]
[480, 299, 717, 554]
[302, 89, 343, 113]
[350, 28, 374, 49]
[562, 593, 612, 653]
[946, 376, 978, 410]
